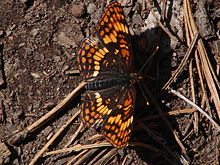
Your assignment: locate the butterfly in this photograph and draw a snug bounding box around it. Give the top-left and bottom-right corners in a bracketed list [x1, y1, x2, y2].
[77, 0, 137, 148]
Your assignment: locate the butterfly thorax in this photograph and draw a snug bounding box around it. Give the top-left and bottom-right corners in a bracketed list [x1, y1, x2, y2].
[85, 72, 131, 90]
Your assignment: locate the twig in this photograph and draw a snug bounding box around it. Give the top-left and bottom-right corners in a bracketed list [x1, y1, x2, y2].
[44, 142, 111, 156]
[141, 81, 187, 154]
[170, 89, 220, 131]
[161, 32, 199, 91]
[145, 0, 178, 42]
[136, 107, 197, 123]
[29, 109, 80, 165]
[65, 122, 84, 147]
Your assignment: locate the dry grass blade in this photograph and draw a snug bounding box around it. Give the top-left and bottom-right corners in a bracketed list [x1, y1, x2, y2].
[44, 142, 112, 156]
[184, 0, 220, 117]
[171, 89, 220, 131]
[70, 148, 100, 165]
[145, 0, 177, 42]
[93, 148, 117, 165]
[65, 122, 84, 147]
[141, 81, 187, 154]
[29, 110, 80, 165]
[137, 107, 197, 122]
[161, 32, 199, 91]
[10, 81, 87, 145]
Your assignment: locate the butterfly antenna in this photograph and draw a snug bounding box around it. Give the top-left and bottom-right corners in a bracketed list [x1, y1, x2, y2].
[137, 46, 159, 75]
[137, 81, 149, 104]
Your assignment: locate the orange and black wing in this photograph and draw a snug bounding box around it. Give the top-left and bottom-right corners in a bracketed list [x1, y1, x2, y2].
[97, 1, 133, 72]
[80, 85, 136, 148]
[78, 37, 128, 79]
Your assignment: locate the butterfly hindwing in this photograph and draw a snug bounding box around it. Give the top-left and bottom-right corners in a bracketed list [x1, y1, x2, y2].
[80, 84, 136, 147]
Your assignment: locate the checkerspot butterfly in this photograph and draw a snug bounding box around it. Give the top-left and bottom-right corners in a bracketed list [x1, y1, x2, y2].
[78, 1, 137, 148]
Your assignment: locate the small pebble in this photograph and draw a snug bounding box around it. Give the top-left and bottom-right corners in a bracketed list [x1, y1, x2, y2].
[69, 3, 85, 18]
[87, 3, 97, 14]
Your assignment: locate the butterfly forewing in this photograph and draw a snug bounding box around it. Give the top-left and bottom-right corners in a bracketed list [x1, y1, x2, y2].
[97, 2, 133, 72]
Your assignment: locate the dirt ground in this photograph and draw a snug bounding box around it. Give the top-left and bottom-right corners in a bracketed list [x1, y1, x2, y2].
[0, 0, 219, 164]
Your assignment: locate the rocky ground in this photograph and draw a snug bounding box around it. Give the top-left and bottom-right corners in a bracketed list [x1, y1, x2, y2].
[0, 0, 219, 164]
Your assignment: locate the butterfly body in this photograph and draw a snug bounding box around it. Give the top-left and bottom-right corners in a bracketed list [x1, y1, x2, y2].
[78, 1, 136, 148]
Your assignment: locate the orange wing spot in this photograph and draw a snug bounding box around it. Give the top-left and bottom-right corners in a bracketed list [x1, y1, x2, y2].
[108, 116, 115, 124]
[113, 23, 120, 32]
[120, 23, 125, 32]
[112, 30, 117, 37]
[120, 39, 127, 44]
[110, 17, 114, 23]
[94, 65, 100, 71]
[97, 105, 105, 112]
[96, 98, 102, 103]
[93, 55, 102, 61]
[94, 114, 99, 119]
[107, 133, 111, 138]
[115, 114, 121, 124]
[88, 59, 92, 63]
[125, 25, 129, 33]
[116, 13, 121, 20]
[115, 139, 119, 145]
[124, 98, 132, 106]
[105, 27, 110, 32]
[121, 48, 129, 57]
[103, 47, 109, 53]
[94, 61, 99, 65]
[114, 7, 119, 14]
[81, 57, 87, 63]
[117, 105, 123, 109]
[90, 48, 95, 53]
[91, 111, 96, 116]
[89, 119, 95, 123]
[100, 30, 105, 36]
[120, 123, 125, 131]
[104, 16, 108, 22]
[114, 49, 119, 55]
[81, 49, 86, 56]
[115, 128, 119, 133]
[99, 106, 108, 114]
[85, 115, 89, 121]
[85, 44, 90, 50]
[110, 8, 113, 12]
[87, 52, 92, 57]
[108, 23, 113, 28]
[110, 33, 117, 42]
[95, 92, 100, 98]
[95, 51, 104, 58]
[91, 106, 95, 110]
[99, 49, 105, 55]
[111, 135, 116, 141]
[116, 22, 122, 31]
[124, 104, 132, 111]
[106, 10, 110, 16]
[93, 71, 99, 77]
[112, 14, 117, 21]
[103, 35, 112, 44]
[103, 108, 111, 115]
[106, 109, 112, 115]
[105, 124, 110, 130]
[85, 108, 90, 114]
[111, 125, 115, 131]
[100, 21, 105, 26]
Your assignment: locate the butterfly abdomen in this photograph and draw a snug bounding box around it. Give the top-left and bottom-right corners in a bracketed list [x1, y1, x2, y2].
[86, 73, 130, 90]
